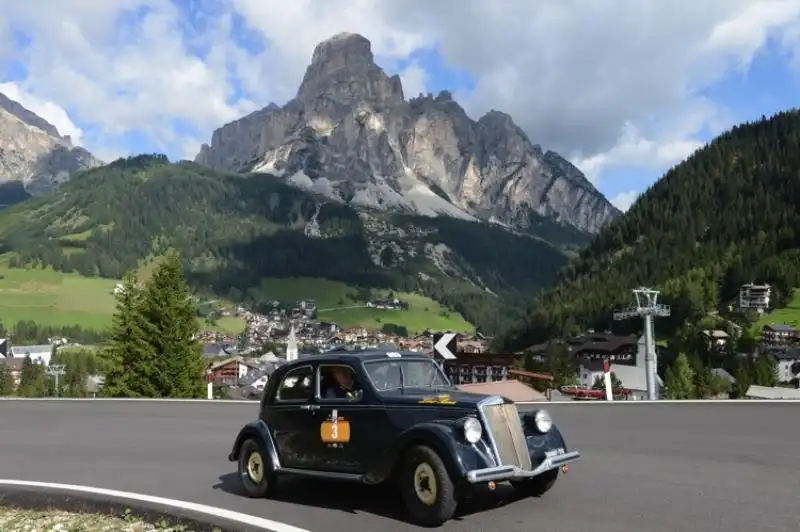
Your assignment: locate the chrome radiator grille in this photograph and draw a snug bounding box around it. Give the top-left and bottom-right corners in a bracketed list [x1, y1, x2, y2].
[480, 402, 532, 470]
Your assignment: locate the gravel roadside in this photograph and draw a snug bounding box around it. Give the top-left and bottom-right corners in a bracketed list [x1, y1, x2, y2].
[0, 506, 209, 531]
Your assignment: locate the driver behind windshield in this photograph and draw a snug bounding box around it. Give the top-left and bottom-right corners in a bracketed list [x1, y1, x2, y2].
[324, 367, 360, 400]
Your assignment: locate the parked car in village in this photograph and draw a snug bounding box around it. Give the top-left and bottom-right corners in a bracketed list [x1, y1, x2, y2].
[227, 349, 581, 526]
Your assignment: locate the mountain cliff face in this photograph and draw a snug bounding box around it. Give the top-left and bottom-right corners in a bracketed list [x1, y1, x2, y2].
[0, 92, 102, 196]
[196, 32, 619, 234]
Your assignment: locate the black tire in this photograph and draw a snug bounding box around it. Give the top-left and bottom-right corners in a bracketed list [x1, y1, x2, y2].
[512, 467, 558, 497]
[398, 445, 458, 527]
[237, 437, 276, 498]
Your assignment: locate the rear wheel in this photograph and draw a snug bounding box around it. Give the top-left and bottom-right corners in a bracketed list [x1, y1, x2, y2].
[398, 445, 458, 527]
[512, 467, 558, 497]
[237, 438, 276, 498]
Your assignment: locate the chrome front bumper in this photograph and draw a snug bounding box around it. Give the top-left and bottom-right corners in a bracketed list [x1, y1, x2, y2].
[465, 450, 581, 483]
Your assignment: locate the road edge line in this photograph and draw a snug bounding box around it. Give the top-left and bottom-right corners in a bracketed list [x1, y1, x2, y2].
[0, 479, 310, 532]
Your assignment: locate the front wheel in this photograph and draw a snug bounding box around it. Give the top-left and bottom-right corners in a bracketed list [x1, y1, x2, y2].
[237, 437, 276, 498]
[398, 445, 458, 527]
[512, 467, 558, 497]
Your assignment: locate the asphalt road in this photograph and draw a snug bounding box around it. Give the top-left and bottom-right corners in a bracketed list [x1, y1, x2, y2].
[1, 400, 798, 532]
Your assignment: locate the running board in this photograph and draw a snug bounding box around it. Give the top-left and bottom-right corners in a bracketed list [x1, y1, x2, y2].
[279, 467, 364, 482]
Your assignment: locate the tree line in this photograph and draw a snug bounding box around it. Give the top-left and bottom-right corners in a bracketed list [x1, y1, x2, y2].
[0, 320, 104, 346]
[0, 347, 103, 397]
[511, 322, 787, 400]
[662, 352, 780, 399]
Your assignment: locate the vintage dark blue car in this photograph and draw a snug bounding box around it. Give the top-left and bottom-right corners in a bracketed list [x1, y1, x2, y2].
[228, 349, 581, 526]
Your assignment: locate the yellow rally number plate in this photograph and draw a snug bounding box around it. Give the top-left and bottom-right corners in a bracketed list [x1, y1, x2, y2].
[320, 419, 351, 443]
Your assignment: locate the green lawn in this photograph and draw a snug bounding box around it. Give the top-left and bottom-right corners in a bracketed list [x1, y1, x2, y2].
[255, 277, 473, 334]
[0, 265, 116, 329]
[753, 288, 800, 333]
[0, 267, 470, 335]
[0, 264, 245, 334]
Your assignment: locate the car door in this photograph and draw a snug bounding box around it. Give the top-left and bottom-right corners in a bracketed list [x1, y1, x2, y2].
[263, 364, 319, 470]
[311, 363, 390, 474]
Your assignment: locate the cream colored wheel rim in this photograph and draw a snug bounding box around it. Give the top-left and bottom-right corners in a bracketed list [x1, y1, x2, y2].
[413, 462, 438, 506]
[247, 451, 264, 483]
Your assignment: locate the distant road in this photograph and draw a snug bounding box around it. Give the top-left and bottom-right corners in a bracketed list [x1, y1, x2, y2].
[1, 400, 798, 532]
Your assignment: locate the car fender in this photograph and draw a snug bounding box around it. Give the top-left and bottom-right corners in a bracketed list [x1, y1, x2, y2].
[227, 419, 281, 470]
[364, 420, 495, 485]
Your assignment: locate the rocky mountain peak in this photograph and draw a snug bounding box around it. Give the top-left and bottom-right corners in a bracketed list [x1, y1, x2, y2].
[297, 32, 403, 107]
[0, 91, 101, 198]
[0, 91, 63, 141]
[309, 32, 374, 71]
[195, 33, 620, 234]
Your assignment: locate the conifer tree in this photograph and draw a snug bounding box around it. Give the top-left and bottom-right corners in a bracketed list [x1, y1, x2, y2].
[100, 272, 158, 397]
[664, 353, 696, 399]
[0, 363, 14, 395]
[138, 249, 206, 398]
[17, 355, 48, 397]
[754, 355, 778, 387]
[731, 357, 754, 398]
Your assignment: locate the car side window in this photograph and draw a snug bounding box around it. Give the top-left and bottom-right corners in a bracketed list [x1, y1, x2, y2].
[276, 365, 314, 402]
[317, 364, 364, 402]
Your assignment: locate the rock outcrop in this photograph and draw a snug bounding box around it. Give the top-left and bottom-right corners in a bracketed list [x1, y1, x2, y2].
[196, 32, 619, 233]
[0, 91, 101, 195]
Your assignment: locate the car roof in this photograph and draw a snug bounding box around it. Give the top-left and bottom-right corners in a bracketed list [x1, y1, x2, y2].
[283, 348, 432, 367]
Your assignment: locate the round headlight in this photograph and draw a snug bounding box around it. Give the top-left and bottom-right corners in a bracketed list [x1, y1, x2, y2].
[534, 409, 552, 433]
[462, 417, 483, 444]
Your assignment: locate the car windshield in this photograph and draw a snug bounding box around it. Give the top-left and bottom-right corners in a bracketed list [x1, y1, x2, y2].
[364, 358, 451, 391]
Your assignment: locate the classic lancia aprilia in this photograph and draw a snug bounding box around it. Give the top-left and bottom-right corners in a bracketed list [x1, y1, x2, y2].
[228, 349, 581, 526]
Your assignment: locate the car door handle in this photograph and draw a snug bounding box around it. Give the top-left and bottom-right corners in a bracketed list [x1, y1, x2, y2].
[300, 404, 320, 411]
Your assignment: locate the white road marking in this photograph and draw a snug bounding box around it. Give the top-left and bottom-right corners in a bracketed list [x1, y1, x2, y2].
[0, 480, 310, 532]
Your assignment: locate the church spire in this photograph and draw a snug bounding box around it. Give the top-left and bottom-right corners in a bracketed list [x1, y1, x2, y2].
[286, 324, 299, 361]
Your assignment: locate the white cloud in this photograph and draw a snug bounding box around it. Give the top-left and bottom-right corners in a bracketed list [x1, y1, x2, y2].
[0, 81, 84, 145]
[0, 0, 798, 196]
[610, 190, 639, 213]
[398, 62, 429, 100]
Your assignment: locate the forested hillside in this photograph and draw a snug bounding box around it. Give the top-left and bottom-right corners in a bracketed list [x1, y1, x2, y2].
[499, 109, 800, 350]
[0, 154, 579, 334]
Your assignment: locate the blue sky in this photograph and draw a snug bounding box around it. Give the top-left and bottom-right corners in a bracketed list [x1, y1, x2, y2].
[1, 1, 798, 212]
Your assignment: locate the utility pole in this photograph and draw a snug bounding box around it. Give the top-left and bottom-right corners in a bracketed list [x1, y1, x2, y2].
[47, 364, 66, 398]
[613, 288, 671, 401]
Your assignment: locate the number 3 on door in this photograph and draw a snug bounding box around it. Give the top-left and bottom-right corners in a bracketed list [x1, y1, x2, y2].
[321, 418, 351, 443]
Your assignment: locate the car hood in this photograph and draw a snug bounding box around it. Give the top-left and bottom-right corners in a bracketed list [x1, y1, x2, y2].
[378, 387, 506, 408]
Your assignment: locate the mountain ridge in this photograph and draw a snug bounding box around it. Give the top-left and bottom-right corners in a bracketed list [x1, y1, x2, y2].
[195, 32, 620, 234]
[0, 91, 102, 197]
[0, 154, 583, 334]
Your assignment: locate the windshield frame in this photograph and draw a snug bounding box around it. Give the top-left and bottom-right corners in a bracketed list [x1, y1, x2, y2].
[362, 357, 452, 393]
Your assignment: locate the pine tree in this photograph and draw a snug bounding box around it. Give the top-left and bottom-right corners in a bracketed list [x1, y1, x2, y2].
[592, 372, 622, 390]
[690, 356, 713, 398]
[730, 357, 754, 398]
[664, 353, 696, 399]
[16, 355, 47, 397]
[138, 249, 206, 398]
[100, 271, 158, 397]
[754, 355, 778, 387]
[0, 362, 14, 395]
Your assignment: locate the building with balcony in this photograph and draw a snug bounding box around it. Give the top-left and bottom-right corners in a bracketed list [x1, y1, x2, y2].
[738, 283, 771, 312]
